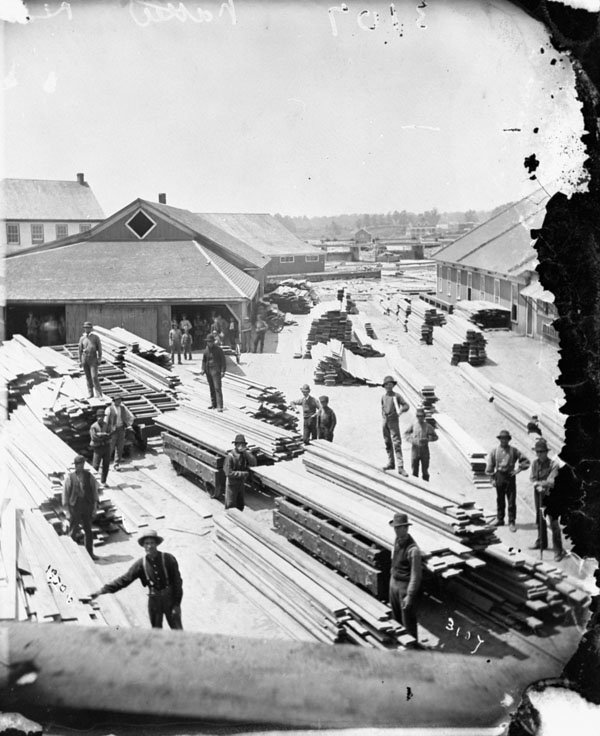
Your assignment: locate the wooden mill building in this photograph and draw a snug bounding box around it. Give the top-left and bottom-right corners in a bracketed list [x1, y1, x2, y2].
[433, 188, 557, 341]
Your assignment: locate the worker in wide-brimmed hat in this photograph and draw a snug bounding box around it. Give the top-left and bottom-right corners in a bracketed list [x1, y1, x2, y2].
[381, 375, 410, 476]
[62, 454, 100, 561]
[291, 384, 320, 445]
[89, 407, 111, 485]
[104, 394, 134, 471]
[404, 407, 438, 482]
[78, 321, 103, 399]
[223, 433, 257, 512]
[388, 513, 422, 644]
[529, 438, 566, 561]
[485, 429, 530, 532]
[91, 529, 183, 629]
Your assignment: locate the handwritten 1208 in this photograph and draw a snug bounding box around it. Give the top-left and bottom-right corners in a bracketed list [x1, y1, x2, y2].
[328, 2, 427, 37]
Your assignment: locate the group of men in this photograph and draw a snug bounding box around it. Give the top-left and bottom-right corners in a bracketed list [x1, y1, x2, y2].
[89, 394, 135, 483]
[291, 384, 337, 443]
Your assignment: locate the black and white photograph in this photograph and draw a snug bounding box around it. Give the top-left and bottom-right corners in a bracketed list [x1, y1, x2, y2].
[1, 0, 600, 734]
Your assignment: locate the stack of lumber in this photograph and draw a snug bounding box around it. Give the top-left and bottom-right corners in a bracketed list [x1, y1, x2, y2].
[303, 302, 354, 357]
[1, 335, 81, 412]
[349, 313, 384, 356]
[1, 501, 131, 626]
[454, 300, 511, 330]
[490, 383, 564, 449]
[433, 413, 490, 488]
[184, 371, 299, 431]
[382, 345, 439, 417]
[214, 510, 415, 649]
[263, 284, 314, 314]
[311, 340, 386, 386]
[410, 301, 447, 327]
[457, 362, 493, 400]
[155, 405, 304, 464]
[94, 325, 173, 368]
[253, 460, 484, 581]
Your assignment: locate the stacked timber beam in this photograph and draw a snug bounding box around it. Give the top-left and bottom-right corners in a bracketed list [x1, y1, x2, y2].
[311, 340, 387, 386]
[490, 383, 564, 450]
[303, 302, 354, 357]
[263, 282, 315, 314]
[433, 413, 490, 488]
[94, 325, 174, 369]
[214, 511, 415, 649]
[381, 345, 439, 418]
[183, 371, 299, 431]
[454, 300, 511, 330]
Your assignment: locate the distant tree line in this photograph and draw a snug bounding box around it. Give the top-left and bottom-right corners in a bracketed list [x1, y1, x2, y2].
[274, 203, 514, 240]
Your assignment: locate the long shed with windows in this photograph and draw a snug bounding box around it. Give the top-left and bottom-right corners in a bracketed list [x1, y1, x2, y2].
[432, 189, 557, 341]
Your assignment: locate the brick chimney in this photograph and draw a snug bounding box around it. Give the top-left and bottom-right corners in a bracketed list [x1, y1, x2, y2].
[158, 193, 167, 204]
[76, 172, 86, 185]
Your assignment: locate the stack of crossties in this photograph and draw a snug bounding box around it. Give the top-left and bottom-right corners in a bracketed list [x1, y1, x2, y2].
[303, 302, 354, 357]
[214, 510, 416, 649]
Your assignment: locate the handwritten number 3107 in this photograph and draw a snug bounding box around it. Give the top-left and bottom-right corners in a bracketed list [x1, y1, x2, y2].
[446, 617, 485, 654]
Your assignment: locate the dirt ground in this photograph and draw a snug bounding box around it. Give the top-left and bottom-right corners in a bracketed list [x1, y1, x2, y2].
[91, 278, 594, 652]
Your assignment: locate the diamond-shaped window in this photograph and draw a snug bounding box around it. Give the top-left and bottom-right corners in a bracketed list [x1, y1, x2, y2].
[126, 210, 156, 239]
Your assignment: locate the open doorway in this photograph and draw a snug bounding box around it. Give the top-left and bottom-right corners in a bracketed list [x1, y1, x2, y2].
[170, 304, 240, 354]
[6, 304, 66, 346]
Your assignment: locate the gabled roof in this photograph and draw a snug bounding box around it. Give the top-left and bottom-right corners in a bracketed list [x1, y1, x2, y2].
[433, 188, 550, 277]
[198, 213, 320, 257]
[6, 239, 259, 302]
[1, 177, 105, 220]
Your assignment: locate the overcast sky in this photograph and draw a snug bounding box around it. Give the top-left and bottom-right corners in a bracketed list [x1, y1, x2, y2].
[2, 0, 587, 217]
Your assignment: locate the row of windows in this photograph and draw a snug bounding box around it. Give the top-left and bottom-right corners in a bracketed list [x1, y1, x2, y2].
[6, 222, 92, 245]
[280, 255, 321, 264]
[438, 270, 519, 322]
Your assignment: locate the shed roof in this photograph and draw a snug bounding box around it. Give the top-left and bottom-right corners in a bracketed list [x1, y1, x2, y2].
[433, 188, 550, 277]
[1, 178, 105, 221]
[199, 213, 320, 257]
[7, 239, 259, 302]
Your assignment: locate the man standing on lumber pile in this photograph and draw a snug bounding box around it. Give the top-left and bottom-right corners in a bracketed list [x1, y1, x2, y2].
[404, 407, 438, 481]
[486, 430, 530, 532]
[62, 455, 100, 561]
[89, 408, 111, 485]
[529, 438, 566, 561]
[389, 512, 422, 644]
[104, 394, 134, 471]
[317, 395, 337, 441]
[202, 333, 227, 412]
[91, 530, 183, 629]
[223, 433, 257, 511]
[381, 375, 409, 476]
[78, 321, 103, 399]
[291, 384, 320, 444]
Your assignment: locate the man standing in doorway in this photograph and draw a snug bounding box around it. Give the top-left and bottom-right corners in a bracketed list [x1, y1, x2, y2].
[89, 408, 111, 485]
[62, 455, 100, 560]
[79, 321, 103, 399]
[223, 433, 257, 512]
[486, 429, 530, 532]
[381, 375, 409, 476]
[404, 407, 438, 481]
[388, 512, 422, 644]
[202, 334, 227, 411]
[91, 530, 183, 629]
[105, 394, 134, 471]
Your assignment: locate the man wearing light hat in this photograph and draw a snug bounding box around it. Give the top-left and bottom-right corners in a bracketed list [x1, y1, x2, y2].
[529, 438, 565, 561]
[89, 408, 111, 485]
[78, 321, 103, 398]
[381, 375, 410, 476]
[388, 512, 422, 642]
[223, 433, 257, 511]
[486, 429, 530, 531]
[104, 394, 134, 471]
[404, 407, 438, 481]
[291, 384, 320, 445]
[91, 530, 183, 629]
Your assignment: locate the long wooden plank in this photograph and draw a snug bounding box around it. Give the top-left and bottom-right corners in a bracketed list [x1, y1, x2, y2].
[135, 466, 214, 519]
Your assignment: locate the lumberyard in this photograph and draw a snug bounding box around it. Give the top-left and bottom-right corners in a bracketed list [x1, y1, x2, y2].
[1, 266, 595, 731]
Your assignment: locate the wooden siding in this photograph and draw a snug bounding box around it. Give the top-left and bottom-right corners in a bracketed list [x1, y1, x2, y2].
[266, 255, 325, 276]
[93, 211, 191, 242]
[66, 303, 159, 343]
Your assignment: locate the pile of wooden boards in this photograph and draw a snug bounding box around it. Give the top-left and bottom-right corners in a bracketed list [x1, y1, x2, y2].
[311, 340, 387, 386]
[303, 302, 354, 357]
[433, 413, 490, 488]
[94, 325, 173, 369]
[214, 510, 415, 649]
[454, 300, 511, 330]
[263, 283, 315, 314]
[380, 345, 439, 418]
[184, 371, 299, 432]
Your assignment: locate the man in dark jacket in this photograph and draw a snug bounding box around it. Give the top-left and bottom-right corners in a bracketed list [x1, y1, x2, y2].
[91, 530, 183, 629]
[291, 384, 320, 444]
[316, 396, 337, 441]
[529, 438, 565, 561]
[486, 429, 530, 532]
[404, 407, 438, 481]
[223, 433, 257, 511]
[388, 512, 422, 643]
[62, 455, 100, 560]
[201, 334, 227, 411]
[89, 408, 111, 485]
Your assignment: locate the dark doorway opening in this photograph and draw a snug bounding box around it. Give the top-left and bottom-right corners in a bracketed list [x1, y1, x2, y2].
[7, 304, 66, 346]
[170, 303, 240, 354]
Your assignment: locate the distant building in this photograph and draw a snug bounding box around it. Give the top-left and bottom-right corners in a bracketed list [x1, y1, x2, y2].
[433, 188, 557, 341]
[1, 174, 105, 253]
[353, 227, 373, 244]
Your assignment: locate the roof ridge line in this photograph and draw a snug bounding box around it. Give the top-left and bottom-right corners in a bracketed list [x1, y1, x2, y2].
[193, 240, 247, 299]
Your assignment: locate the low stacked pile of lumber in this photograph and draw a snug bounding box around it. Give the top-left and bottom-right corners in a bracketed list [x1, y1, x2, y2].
[490, 383, 564, 449]
[1, 335, 81, 411]
[185, 371, 299, 431]
[433, 413, 490, 488]
[214, 510, 415, 649]
[311, 340, 387, 386]
[0, 500, 131, 626]
[410, 301, 447, 327]
[454, 300, 511, 330]
[303, 302, 354, 357]
[349, 313, 384, 356]
[263, 283, 314, 314]
[94, 325, 173, 368]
